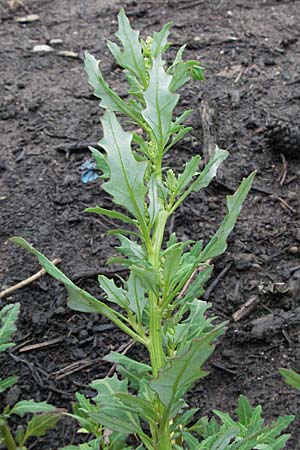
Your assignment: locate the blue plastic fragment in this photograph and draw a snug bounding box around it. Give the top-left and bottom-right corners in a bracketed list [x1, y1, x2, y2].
[81, 159, 99, 183]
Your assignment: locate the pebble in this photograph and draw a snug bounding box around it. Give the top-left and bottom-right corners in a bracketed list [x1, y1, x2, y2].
[5, 385, 21, 406]
[233, 252, 256, 270]
[229, 89, 240, 109]
[79, 329, 89, 339]
[32, 310, 48, 326]
[208, 201, 218, 211]
[55, 306, 66, 315]
[252, 195, 261, 205]
[49, 38, 63, 45]
[16, 14, 39, 23]
[288, 246, 299, 255]
[264, 57, 276, 66]
[73, 348, 87, 359]
[288, 277, 300, 299]
[57, 50, 79, 59]
[32, 45, 54, 53]
[287, 191, 298, 202]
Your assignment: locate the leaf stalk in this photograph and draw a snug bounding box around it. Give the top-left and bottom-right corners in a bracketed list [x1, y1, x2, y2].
[0, 422, 17, 450]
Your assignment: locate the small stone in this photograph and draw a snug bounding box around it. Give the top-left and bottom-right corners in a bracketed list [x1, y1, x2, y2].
[245, 118, 258, 129]
[32, 45, 54, 53]
[57, 50, 79, 59]
[208, 202, 218, 211]
[264, 57, 276, 66]
[16, 14, 39, 23]
[233, 253, 256, 270]
[288, 277, 300, 299]
[0, 105, 17, 120]
[73, 348, 87, 359]
[287, 191, 298, 202]
[42, 155, 51, 163]
[229, 89, 240, 109]
[0, 160, 7, 171]
[5, 385, 21, 406]
[32, 310, 47, 325]
[79, 329, 89, 340]
[49, 38, 63, 45]
[55, 306, 66, 315]
[288, 246, 299, 255]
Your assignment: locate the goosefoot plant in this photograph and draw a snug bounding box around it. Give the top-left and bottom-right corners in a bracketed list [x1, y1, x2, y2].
[12, 9, 294, 450]
[0, 304, 61, 450]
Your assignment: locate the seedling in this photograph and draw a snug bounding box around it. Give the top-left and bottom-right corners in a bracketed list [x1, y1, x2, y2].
[0, 304, 62, 450]
[12, 9, 293, 449]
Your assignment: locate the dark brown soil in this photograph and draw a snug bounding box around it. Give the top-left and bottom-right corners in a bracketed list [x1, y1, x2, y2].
[1, 0, 300, 448]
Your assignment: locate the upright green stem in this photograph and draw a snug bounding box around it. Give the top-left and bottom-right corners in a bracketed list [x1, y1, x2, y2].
[158, 423, 172, 450]
[148, 295, 163, 377]
[152, 209, 168, 268]
[0, 422, 17, 450]
[147, 209, 168, 374]
[146, 208, 173, 449]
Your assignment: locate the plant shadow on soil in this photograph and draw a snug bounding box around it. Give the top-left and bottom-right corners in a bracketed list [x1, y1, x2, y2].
[1, 0, 300, 448]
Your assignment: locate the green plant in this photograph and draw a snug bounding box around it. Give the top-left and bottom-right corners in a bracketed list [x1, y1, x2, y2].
[11, 9, 293, 449]
[279, 368, 300, 391]
[0, 304, 62, 450]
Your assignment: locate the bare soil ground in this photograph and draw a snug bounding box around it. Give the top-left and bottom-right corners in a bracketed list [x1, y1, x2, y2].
[1, 0, 300, 448]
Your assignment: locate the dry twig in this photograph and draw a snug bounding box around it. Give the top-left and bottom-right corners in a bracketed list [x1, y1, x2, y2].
[0, 258, 61, 299]
[107, 339, 135, 377]
[53, 358, 101, 380]
[204, 262, 232, 300]
[19, 337, 64, 353]
[279, 153, 288, 185]
[232, 295, 260, 322]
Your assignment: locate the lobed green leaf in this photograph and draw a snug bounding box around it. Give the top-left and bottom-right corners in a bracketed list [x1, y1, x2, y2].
[85, 206, 136, 226]
[22, 413, 62, 443]
[199, 171, 255, 262]
[116, 234, 145, 261]
[84, 52, 142, 124]
[150, 325, 224, 417]
[115, 392, 158, 424]
[61, 439, 101, 450]
[9, 400, 56, 417]
[0, 303, 20, 352]
[237, 395, 254, 427]
[88, 377, 151, 445]
[150, 23, 171, 58]
[173, 300, 213, 351]
[173, 155, 201, 197]
[100, 110, 148, 222]
[104, 351, 151, 389]
[107, 8, 146, 86]
[89, 147, 109, 179]
[142, 55, 179, 147]
[191, 146, 229, 192]
[0, 376, 18, 394]
[126, 272, 147, 321]
[279, 367, 300, 390]
[10, 237, 146, 345]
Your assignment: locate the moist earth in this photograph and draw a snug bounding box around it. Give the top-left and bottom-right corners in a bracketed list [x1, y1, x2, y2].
[1, 0, 300, 448]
